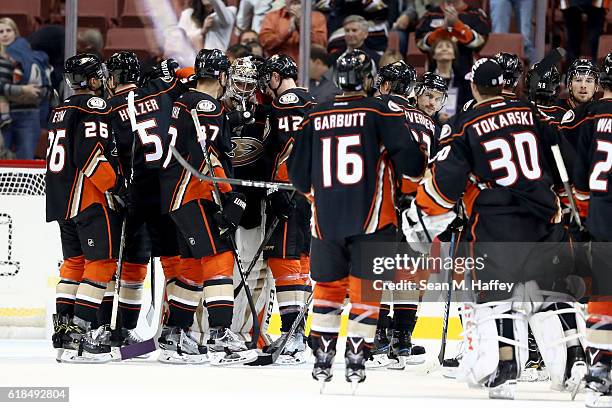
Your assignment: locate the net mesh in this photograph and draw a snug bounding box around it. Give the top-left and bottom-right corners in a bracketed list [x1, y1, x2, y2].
[0, 168, 45, 196]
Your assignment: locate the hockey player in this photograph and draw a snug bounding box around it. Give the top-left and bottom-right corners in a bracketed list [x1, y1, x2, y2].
[49, 53, 128, 363]
[561, 58, 600, 113]
[406, 58, 579, 398]
[159, 49, 256, 365]
[573, 52, 612, 408]
[370, 60, 431, 369]
[524, 63, 566, 123]
[415, 72, 449, 130]
[259, 54, 315, 364]
[101, 52, 185, 350]
[288, 50, 427, 386]
[494, 52, 523, 99]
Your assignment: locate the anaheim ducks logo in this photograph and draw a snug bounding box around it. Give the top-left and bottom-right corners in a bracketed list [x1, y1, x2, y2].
[229, 137, 265, 166]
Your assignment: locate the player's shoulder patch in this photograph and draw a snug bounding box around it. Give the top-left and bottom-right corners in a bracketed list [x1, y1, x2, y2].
[196, 99, 217, 112]
[561, 109, 575, 124]
[387, 100, 402, 112]
[439, 124, 452, 140]
[279, 92, 300, 105]
[86, 97, 107, 110]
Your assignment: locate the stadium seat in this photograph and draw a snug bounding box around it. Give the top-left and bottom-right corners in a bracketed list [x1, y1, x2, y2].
[104, 28, 160, 60]
[598, 35, 612, 61]
[78, 0, 119, 35]
[406, 33, 427, 70]
[386, 31, 400, 53]
[120, 0, 153, 27]
[478, 33, 524, 60]
[2, 0, 43, 36]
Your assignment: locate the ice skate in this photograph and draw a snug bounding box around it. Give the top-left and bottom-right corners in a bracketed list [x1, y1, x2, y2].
[387, 330, 411, 370]
[486, 360, 518, 400]
[110, 328, 151, 359]
[272, 329, 308, 365]
[59, 320, 112, 364]
[207, 327, 257, 366]
[585, 361, 612, 408]
[442, 337, 466, 378]
[565, 345, 587, 393]
[158, 326, 209, 365]
[345, 337, 368, 393]
[310, 334, 337, 391]
[365, 328, 393, 369]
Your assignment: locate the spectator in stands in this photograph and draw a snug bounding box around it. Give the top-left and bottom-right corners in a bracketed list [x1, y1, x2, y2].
[309, 44, 342, 102]
[415, 0, 490, 79]
[28, 25, 65, 93]
[560, 0, 609, 63]
[178, 0, 237, 52]
[0, 48, 14, 128]
[427, 37, 471, 118]
[389, 0, 418, 55]
[246, 41, 264, 57]
[239, 29, 259, 45]
[236, 0, 284, 34]
[227, 43, 252, 62]
[329, 15, 381, 67]
[489, 0, 535, 63]
[77, 29, 104, 58]
[259, 0, 328, 63]
[0, 17, 45, 160]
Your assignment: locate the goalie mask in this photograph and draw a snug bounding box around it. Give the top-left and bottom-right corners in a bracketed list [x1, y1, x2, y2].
[227, 57, 259, 101]
[375, 60, 417, 97]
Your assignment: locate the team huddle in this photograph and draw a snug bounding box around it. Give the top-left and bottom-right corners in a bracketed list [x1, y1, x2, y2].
[44, 42, 612, 406]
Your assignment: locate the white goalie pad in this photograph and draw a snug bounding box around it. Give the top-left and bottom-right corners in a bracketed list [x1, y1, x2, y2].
[457, 302, 528, 386]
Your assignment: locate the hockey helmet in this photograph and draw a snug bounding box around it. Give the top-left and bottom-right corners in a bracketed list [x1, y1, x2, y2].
[195, 48, 230, 80]
[375, 60, 417, 97]
[566, 58, 599, 88]
[525, 63, 561, 103]
[333, 49, 374, 92]
[494, 52, 523, 90]
[415, 72, 448, 113]
[64, 53, 108, 90]
[260, 54, 298, 82]
[106, 51, 140, 85]
[600, 52, 612, 88]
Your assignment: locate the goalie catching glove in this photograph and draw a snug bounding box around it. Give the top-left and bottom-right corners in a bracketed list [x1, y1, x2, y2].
[214, 192, 247, 238]
[401, 199, 457, 253]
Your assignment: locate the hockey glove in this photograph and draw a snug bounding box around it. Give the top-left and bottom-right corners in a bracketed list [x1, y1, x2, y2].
[214, 192, 247, 238]
[266, 189, 295, 220]
[109, 175, 133, 214]
[401, 199, 456, 254]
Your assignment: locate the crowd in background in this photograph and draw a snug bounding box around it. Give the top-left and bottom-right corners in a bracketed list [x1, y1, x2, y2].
[0, 0, 610, 160]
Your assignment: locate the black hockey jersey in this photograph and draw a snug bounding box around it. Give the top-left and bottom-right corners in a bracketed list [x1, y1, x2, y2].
[108, 77, 187, 208]
[46, 94, 118, 222]
[159, 90, 233, 213]
[417, 96, 562, 224]
[537, 104, 567, 125]
[288, 94, 427, 241]
[269, 87, 316, 182]
[573, 98, 612, 241]
[378, 93, 436, 193]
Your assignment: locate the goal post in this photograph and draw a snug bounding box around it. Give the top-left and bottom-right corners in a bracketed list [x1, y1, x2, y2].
[0, 160, 61, 339]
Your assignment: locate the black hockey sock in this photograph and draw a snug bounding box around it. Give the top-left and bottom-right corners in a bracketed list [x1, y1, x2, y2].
[280, 311, 299, 332]
[97, 279, 115, 326]
[167, 279, 203, 329]
[377, 303, 391, 330]
[55, 278, 79, 317]
[393, 305, 417, 332]
[203, 277, 233, 328]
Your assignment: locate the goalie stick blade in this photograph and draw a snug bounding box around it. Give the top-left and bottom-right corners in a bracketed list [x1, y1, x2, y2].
[119, 337, 157, 360]
[169, 146, 296, 191]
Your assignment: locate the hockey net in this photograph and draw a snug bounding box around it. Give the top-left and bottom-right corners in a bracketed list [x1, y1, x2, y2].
[0, 161, 59, 339]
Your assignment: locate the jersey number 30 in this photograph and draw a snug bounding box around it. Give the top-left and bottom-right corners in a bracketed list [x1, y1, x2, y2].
[321, 135, 363, 187]
[482, 131, 542, 187]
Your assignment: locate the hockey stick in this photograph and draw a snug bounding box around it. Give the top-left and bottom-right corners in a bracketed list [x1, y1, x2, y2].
[551, 144, 583, 229]
[233, 191, 297, 297]
[170, 145, 295, 191]
[110, 90, 138, 331]
[246, 292, 313, 366]
[145, 256, 155, 326]
[438, 229, 457, 366]
[190, 108, 261, 350]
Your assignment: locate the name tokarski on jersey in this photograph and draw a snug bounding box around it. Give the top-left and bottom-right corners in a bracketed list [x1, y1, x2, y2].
[472, 109, 535, 136]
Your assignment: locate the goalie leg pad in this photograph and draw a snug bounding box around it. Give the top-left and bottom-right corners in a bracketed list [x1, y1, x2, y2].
[529, 310, 567, 389]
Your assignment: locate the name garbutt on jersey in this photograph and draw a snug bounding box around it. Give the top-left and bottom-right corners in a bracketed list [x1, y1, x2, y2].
[372, 279, 515, 293]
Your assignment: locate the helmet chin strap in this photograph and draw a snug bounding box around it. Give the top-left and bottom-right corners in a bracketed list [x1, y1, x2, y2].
[270, 74, 282, 99]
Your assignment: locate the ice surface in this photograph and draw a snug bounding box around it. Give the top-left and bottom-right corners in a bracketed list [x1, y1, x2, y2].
[0, 339, 586, 408]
